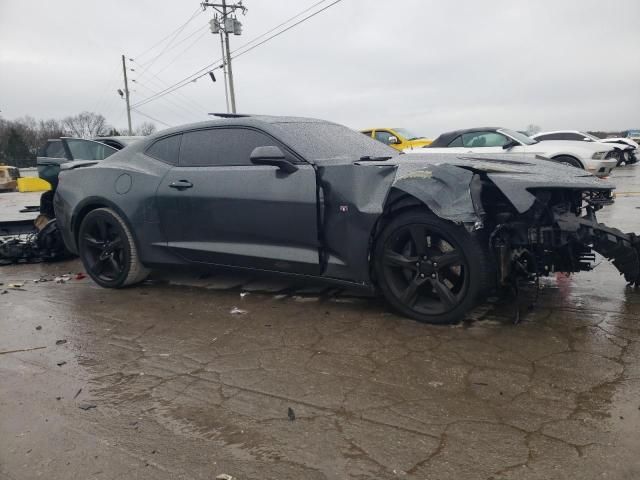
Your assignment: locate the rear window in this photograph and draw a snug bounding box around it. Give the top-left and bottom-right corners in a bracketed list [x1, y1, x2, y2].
[146, 135, 182, 165]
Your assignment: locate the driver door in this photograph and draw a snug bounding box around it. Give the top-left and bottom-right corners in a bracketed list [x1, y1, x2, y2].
[155, 127, 320, 275]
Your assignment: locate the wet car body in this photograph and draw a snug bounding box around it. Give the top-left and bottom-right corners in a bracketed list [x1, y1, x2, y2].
[53, 116, 640, 323]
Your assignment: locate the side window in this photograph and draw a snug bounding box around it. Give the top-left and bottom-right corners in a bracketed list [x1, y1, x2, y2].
[66, 139, 118, 160]
[447, 136, 463, 147]
[374, 130, 394, 145]
[44, 140, 66, 158]
[146, 135, 182, 165]
[180, 128, 283, 167]
[462, 131, 509, 148]
[538, 133, 568, 141]
[566, 133, 587, 141]
[361, 130, 372, 137]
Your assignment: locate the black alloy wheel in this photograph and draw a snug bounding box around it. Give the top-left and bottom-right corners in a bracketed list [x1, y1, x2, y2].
[78, 208, 148, 288]
[374, 211, 489, 324]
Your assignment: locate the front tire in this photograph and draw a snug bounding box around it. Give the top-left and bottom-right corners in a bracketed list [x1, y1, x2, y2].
[552, 155, 583, 169]
[373, 211, 491, 324]
[78, 208, 149, 288]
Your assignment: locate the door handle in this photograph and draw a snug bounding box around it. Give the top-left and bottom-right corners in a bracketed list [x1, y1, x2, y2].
[169, 180, 193, 190]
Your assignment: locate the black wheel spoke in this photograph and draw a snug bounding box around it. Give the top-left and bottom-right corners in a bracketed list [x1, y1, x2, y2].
[109, 237, 122, 249]
[430, 278, 457, 308]
[409, 225, 427, 255]
[108, 256, 121, 273]
[96, 219, 108, 241]
[83, 234, 103, 249]
[399, 276, 427, 306]
[434, 250, 462, 269]
[92, 257, 106, 275]
[383, 250, 417, 270]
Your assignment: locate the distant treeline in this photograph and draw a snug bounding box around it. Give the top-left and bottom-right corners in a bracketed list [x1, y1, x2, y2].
[0, 112, 156, 167]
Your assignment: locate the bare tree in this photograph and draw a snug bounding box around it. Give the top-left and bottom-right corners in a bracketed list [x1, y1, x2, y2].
[134, 122, 157, 136]
[525, 124, 542, 136]
[63, 111, 109, 138]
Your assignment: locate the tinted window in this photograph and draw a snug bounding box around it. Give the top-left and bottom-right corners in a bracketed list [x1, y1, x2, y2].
[536, 133, 566, 141]
[180, 128, 281, 167]
[374, 130, 395, 145]
[566, 133, 587, 141]
[66, 139, 117, 160]
[462, 131, 509, 148]
[270, 122, 397, 161]
[146, 135, 181, 165]
[44, 140, 66, 158]
[447, 136, 463, 147]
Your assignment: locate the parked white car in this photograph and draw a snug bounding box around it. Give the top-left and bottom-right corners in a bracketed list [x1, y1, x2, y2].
[531, 130, 637, 165]
[405, 127, 618, 177]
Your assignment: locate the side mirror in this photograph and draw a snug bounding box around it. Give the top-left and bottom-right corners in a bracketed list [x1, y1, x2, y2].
[387, 135, 400, 145]
[250, 145, 298, 174]
[583, 137, 592, 142]
[502, 140, 517, 150]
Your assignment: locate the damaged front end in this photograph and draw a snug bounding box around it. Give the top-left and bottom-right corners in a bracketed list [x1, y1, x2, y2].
[486, 186, 640, 288]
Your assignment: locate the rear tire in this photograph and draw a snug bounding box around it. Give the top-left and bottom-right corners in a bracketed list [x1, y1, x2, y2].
[373, 211, 491, 324]
[78, 208, 149, 288]
[552, 155, 583, 169]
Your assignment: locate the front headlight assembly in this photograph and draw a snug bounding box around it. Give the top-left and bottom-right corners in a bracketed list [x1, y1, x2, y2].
[592, 151, 608, 159]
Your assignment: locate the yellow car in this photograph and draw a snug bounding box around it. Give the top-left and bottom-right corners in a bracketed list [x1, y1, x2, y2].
[361, 128, 432, 151]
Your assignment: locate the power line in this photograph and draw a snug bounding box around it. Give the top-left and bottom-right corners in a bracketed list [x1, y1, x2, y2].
[233, 0, 343, 60]
[131, 107, 173, 128]
[131, 0, 344, 109]
[136, 9, 204, 77]
[132, 7, 203, 60]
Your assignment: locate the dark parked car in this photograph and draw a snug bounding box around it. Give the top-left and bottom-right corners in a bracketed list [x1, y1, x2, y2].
[53, 116, 640, 324]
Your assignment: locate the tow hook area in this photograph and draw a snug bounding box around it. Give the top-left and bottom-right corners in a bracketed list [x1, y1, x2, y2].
[554, 211, 640, 286]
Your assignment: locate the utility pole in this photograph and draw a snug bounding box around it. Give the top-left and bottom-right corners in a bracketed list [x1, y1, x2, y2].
[219, 30, 230, 112]
[203, 1, 246, 114]
[221, 0, 236, 113]
[121, 54, 133, 135]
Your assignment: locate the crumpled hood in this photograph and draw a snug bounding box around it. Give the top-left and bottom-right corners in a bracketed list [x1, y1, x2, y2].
[384, 152, 614, 214]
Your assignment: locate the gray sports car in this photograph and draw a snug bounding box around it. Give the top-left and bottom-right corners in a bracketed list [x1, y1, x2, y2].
[53, 115, 640, 324]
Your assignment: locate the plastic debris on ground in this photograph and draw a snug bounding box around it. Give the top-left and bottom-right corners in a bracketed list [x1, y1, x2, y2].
[229, 307, 248, 315]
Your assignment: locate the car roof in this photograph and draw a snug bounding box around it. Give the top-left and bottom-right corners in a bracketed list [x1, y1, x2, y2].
[534, 130, 583, 136]
[429, 127, 502, 147]
[145, 115, 336, 140]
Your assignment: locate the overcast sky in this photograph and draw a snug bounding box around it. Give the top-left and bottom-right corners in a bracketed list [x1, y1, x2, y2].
[1, 0, 639, 137]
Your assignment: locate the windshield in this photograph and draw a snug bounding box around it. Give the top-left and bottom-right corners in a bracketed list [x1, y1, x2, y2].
[581, 132, 601, 141]
[499, 128, 537, 145]
[394, 128, 425, 141]
[271, 122, 398, 161]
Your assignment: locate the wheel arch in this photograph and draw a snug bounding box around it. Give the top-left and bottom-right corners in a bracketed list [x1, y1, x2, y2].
[72, 197, 140, 251]
[550, 154, 584, 169]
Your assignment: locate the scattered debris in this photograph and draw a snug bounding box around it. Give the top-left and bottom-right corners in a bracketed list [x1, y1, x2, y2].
[240, 291, 249, 298]
[158, 353, 170, 357]
[56, 396, 61, 401]
[55, 339, 67, 345]
[230, 307, 247, 315]
[55, 275, 71, 284]
[78, 402, 97, 411]
[73, 388, 82, 399]
[35, 325, 42, 331]
[75, 272, 86, 280]
[216, 474, 235, 480]
[57, 361, 67, 367]
[1, 290, 7, 295]
[287, 407, 296, 421]
[428, 381, 444, 388]
[473, 382, 489, 386]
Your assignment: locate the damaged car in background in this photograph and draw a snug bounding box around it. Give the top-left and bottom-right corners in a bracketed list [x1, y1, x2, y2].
[0, 137, 120, 264]
[30, 115, 640, 324]
[410, 127, 619, 177]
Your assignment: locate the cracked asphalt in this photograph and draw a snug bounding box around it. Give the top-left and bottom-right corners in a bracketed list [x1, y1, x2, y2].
[2, 165, 640, 479]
